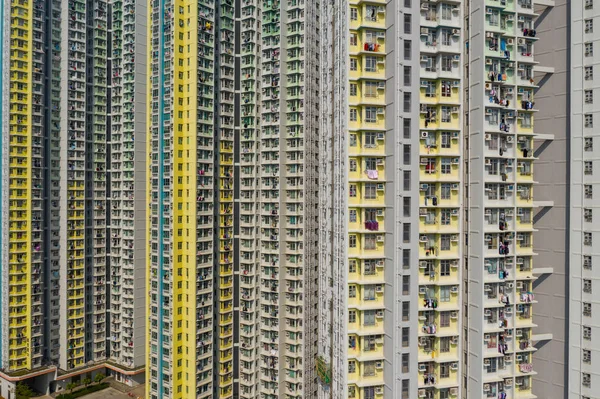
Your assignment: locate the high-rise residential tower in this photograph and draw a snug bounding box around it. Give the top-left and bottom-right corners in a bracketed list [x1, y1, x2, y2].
[0, 0, 146, 395]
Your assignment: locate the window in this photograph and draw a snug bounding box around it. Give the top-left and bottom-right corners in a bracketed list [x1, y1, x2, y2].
[404, 14, 411, 34]
[349, 310, 356, 323]
[441, 235, 451, 250]
[440, 363, 450, 378]
[586, 42, 594, 57]
[364, 310, 376, 326]
[585, 137, 594, 151]
[403, 223, 411, 243]
[441, 183, 451, 200]
[403, 65, 412, 87]
[586, 66, 594, 81]
[583, 373, 591, 388]
[584, 349, 592, 363]
[441, 3, 452, 20]
[441, 158, 452, 174]
[363, 285, 376, 300]
[364, 183, 377, 199]
[366, 5, 378, 21]
[402, 197, 411, 217]
[404, 92, 411, 112]
[350, 7, 358, 20]
[586, 0, 593, 9]
[440, 389, 449, 399]
[440, 286, 451, 302]
[440, 312, 450, 327]
[350, 108, 357, 121]
[403, 118, 411, 138]
[584, 326, 592, 340]
[441, 131, 452, 148]
[365, 56, 377, 72]
[365, 107, 377, 123]
[586, 19, 594, 33]
[402, 249, 410, 269]
[584, 255, 593, 270]
[522, 113, 532, 128]
[586, 184, 593, 199]
[350, 33, 358, 46]
[402, 353, 409, 373]
[584, 279, 592, 293]
[350, 58, 357, 71]
[402, 380, 409, 399]
[348, 361, 356, 373]
[364, 235, 377, 249]
[585, 161, 593, 175]
[350, 83, 357, 96]
[441, 209, 451, 225]
[349, 260, 357, 273]
[403, 144, 411, 165]
[349, 285, 357, 298]
[402, 302, 410, 321]
[586, 89, 594, 104]
[364, 387, 375, 399]
[402, 327, 410, 347]
[350, 159, 357, 171]
[440, 337, 451, 352]
[404, 40, 412, 60]
[364, 260, 376, 275]
[402, 275, 410, 295]
[441, 106, 451, 123]
[349, 234, 357, 248]
[584, 302, 592, 317]
[585, 208, 593, 222]
[441, 55, 453, 72]
[585, 232, 593, 246]
[365, 132, 376, 147]
[403, 170, 411, 190]
[365, 81, 378, 97]
[440, 260, 451, 276]
[350, 184, 357, 197]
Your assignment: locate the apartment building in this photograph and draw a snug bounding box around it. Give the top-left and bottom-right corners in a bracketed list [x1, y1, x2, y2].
[0, 0, 146, 395]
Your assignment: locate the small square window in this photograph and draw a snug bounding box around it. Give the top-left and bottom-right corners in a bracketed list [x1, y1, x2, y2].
[586, 66, 594, 80]
[585, 208, 593, 222]
[584, 326, 592, 340]
[350, 7, 358, 20]
[586, 19, 594, 33]
[586, 42, 594, 57]
[583, 349, 592, 363]
[585, 89, 594, 104]
[585, 114, 594, 128]
[584, 279, 592, 293]
[584, 232, 593, 246]
[585, 137, 594, 151]
[586, 0, 593, 10]
[584, 302, 592, 317]
[585, 184, 593, 199]
[585, 161, 593, 175]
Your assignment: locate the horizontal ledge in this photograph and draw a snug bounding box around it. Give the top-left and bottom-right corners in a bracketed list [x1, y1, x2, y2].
[534, 65, 555, 74]
[533, 200, 554, 207]
[532, 267, 553, 274]
[532, 333, 553, 341]
[534, 133, 554, 140]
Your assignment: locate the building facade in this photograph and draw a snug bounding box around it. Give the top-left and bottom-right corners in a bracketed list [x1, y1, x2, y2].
[0, 0, 146, 395]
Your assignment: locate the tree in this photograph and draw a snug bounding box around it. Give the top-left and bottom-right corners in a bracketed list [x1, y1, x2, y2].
[66, 382, 77, 393]
[82, 378, 91, 387]
[15, 382, 35, 399]
[94, 373, 105, 384]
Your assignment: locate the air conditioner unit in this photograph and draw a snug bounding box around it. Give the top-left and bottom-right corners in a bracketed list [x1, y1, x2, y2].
[421, 131, 429, 138]
[450, 387, 458, 395]
[518, 38, 526, 45]
[507, 87, 514, 93]
[418, 363, 427, 372]
[451, 235, 458, 241]
[486, 58, 493, 65]
[419, 261, 428, 268]
[452, 183, 459, 190]
[507, 282, 514, 289]
[453, 29, 459, 35]
[485, 82, 492, 90]
[451, 209, 459, 215]
[485, 133, 491, 141]
[418, 389, 427, 398]
[377, 107, 384, 115]
[420, 55, 429, 62]
[451, 311, 458, 319]
[420, 183, 429, 190]
[377, 183, 385, 191]
[452, 157, 459, 164]
[376, 158, 384, 165]
[376, 284, 384, 292]
[450, 285, 459, 293]
[506, 136, 514, 143]
[421, 27, 429, 35]
[420, 157, 429, 165]
[377, 31, 385, 38]
[516, 354, 523, 362]
[376, 309, 384, 318]
[506, 14, 514, 20]
[515, 329, 523, 337]
[377, 132, 385, 140]
[419, 286, 427, 295]
[376, 360, 383, 369]
[376, 235, 385, 242]
[376, 209, 384, 216]
[452, 131, 460, 138]
[377, 82, 385, 89]
[507, 185, 514, 191]
[453, 54, 460, 61]
[517, 257, 524, 264]
[420, 235, 429, 242]
[485, 159, 491, 166]
[375, 387, 384, 395]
